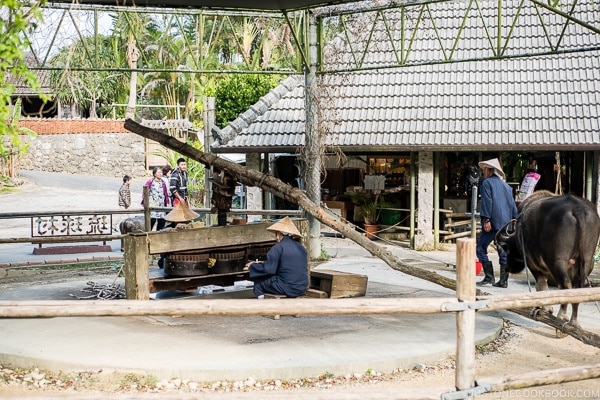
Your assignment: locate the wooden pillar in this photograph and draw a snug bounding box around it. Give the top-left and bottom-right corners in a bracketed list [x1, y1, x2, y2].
[124, 233, 151, 300]
[433, 152, 440, 246]
[455, 238, 476, 391]
[305, 14, 322, 260]
[410, 152, 416, 249]
[143, 185, 150, 232]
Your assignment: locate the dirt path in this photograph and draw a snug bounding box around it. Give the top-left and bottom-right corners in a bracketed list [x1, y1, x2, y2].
[1, 307, 599, 399]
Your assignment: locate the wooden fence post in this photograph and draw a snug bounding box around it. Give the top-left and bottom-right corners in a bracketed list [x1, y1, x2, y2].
[143, 185, 151, 232]
[124, 233, 151, 300]
[455, 238, 476, 391]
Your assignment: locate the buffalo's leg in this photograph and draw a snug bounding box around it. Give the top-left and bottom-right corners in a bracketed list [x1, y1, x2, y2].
[534, 276, 553, 313]
[553, 265, 572, 321]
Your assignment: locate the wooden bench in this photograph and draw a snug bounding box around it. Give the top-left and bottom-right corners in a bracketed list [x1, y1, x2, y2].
[310, 270, 368, 298]
[263, 269, 369, 320]
[264, 288, 329, 319]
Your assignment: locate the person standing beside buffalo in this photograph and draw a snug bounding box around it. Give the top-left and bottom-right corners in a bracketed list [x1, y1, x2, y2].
[476, 158, 518, 288]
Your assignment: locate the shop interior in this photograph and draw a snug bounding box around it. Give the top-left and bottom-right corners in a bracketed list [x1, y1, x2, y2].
[317, 151, 591, 233]
[320, 154, 412, 227]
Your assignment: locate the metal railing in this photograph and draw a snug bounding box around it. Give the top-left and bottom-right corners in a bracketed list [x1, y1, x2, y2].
[0, 208, 303, 246]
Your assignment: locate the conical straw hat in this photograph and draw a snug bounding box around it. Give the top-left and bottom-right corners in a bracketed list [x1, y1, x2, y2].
[478, 158, 505, 178]
[266, 216, 303, 238]
[164, 202, 199, 222]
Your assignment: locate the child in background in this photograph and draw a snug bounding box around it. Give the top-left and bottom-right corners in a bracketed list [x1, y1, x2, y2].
[118, 175, 132, 209]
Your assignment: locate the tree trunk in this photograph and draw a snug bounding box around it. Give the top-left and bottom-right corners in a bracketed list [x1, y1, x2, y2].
[124, 119, 458, 291]
[125, 37, 139, 120]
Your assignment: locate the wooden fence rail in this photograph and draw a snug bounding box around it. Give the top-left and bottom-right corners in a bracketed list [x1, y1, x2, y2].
[2, 287, 599, 318]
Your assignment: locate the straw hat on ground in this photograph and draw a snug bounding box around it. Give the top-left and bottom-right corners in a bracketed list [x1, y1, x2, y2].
[478, 158, 505, 178]
[266, 216, 303, 238]
[164, 202, 199, 223]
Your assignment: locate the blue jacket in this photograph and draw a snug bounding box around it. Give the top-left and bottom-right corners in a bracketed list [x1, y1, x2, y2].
[249, 236, 308, 297]
[479, 174, 518, 231]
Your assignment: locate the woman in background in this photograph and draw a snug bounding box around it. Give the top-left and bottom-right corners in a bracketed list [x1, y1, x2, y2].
[144, 167, 170, 231]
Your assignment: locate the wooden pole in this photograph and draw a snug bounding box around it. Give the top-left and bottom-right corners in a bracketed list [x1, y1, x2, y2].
[143, 185, 151, 232]
[433, 152, 440, 246]
[123, 119, 458, 292]
[478, 287, 600, 311]
[410, 152, 416, 248]
[455, 238, 476, 391]
[0, 297, 457, 318]
[3, 287, 600, 319]
[478, 363, 600, 392]
[124, 234, 151, 300]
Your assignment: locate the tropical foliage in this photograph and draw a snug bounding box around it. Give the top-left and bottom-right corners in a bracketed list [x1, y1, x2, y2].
[0, 0, 47, 179]
[49, 34, 122, 118]
[5, 8, 299, 180]
[213, 74, 279, 127]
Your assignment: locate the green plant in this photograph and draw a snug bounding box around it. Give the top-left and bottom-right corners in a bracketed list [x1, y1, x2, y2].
[1, 1, 48, 178]
[351, 192, 391, 225]
[214, 74, 278, 127]
[319, 244, 330, 261]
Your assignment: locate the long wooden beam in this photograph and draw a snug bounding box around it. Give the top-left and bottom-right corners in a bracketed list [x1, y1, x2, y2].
[123, 118, 458, 292]
[3, 287, 600, 318]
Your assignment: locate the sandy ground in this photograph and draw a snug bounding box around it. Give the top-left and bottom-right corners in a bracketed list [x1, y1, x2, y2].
[0, 315, 599, 399]
[1, 172, 600, 399]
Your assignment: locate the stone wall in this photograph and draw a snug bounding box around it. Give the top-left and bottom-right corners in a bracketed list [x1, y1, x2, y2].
[18, 119, 147, 178]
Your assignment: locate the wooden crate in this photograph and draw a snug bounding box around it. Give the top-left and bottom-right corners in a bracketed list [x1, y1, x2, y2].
[309, 269, 368, 298]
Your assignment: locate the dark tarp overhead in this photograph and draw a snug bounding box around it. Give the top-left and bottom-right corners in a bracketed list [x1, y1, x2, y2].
[46, 0, 357, 11]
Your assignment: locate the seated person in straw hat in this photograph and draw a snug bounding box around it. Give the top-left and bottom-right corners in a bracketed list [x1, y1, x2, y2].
[244, 217, 308, 299]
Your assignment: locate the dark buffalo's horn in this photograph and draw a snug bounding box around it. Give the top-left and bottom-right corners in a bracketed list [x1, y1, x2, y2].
[495, 219, 517, 243]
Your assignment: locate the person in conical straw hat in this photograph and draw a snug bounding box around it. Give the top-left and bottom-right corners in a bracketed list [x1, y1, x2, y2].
[164, 202, 199, 223]
[478, 158, 505, 179]
[266, 215, 303, 238]
[476, 158, 518, 289]
[157, 203, 200, 270]
[244, 216, 308, 299]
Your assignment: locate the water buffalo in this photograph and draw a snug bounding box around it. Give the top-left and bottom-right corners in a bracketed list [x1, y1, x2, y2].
[495, 190, 600, 327]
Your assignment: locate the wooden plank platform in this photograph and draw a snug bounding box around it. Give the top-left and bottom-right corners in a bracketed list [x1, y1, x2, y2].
[149, 270, 250, 293]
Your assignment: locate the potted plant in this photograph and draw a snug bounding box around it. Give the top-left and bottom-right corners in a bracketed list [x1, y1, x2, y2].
[351, 192, 389, 239]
